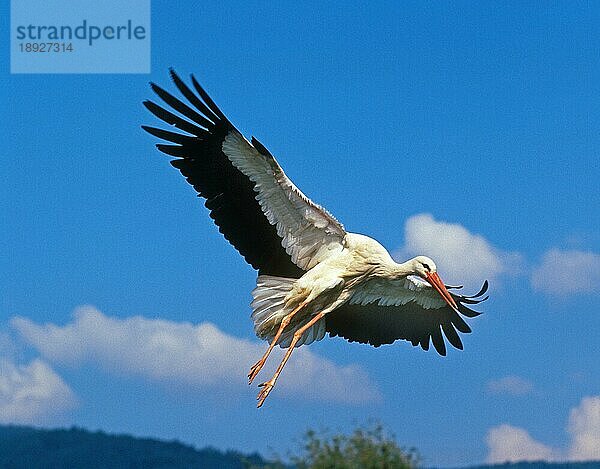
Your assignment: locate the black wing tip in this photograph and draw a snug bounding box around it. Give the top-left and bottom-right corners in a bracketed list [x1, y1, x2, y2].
[472, 280, 489, 299]
[150, 81, 176, 100]
[141, 124, 170, 137]
[147, 69, 230, 126]
[451, 279, 490, 319]
[142, 99, 156, 111]
[140, 124, 160, 139]
[142, 97, 155, 114]
[431, 340, 446, 356]
[441, 323, 463, 350]
[189, 74, 228, 120]
[457, 303, 483, 318]
[432, 329, 447, 356]
[168, 68, 180, 84]
[149, 81, 162, 93]
[189, 73, 204, 92]
[155, 143, 185, 157]
[443, 281, 487, 354]
[168, 67, 184, 86]
[149, 80, 174, 98]
[455, 279, 489, 300]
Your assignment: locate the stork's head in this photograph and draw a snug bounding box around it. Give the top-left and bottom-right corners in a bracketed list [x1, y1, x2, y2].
[411, 255, 437, 278]
[410, 256, 459, 311]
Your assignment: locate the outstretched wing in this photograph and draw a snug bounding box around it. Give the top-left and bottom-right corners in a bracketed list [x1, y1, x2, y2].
[326, 280, 488, 356]
[143, 70, 346, 277]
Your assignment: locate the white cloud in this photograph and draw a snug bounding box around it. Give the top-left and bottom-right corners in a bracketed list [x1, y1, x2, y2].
[0, 331, 18, 358]
[487, 375, 534, 396]
[531, 249, 600, 296]
[568, 396, 600, 460]
[486, 424, 557, 463]
[11, 306, 380, 405]
[0, 358, 75, 424]
[394, 213, 521, 290]
[486, 395, 600, 463]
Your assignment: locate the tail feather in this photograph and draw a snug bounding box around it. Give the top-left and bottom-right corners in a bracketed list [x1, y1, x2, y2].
[251, 275, 296, 341]
[251, 275, 326, 348]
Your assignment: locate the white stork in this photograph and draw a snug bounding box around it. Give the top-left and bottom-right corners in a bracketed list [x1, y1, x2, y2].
[143, 70, 488, 408]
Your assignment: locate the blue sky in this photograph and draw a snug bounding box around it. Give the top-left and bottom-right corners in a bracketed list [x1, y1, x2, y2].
[1, 1, 599, 466]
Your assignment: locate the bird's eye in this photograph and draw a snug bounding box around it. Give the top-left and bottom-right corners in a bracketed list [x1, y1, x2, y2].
[423, 263, 431, 272]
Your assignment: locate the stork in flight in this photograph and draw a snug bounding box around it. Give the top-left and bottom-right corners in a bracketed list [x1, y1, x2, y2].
[143, 70, 488, 408]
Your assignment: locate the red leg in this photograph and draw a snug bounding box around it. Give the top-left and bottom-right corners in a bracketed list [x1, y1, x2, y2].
[256, 311, 326, 408]
[248, 301, 307, 385]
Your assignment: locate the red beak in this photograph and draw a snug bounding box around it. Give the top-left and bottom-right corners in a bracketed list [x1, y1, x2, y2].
[425, 272, 459, 311]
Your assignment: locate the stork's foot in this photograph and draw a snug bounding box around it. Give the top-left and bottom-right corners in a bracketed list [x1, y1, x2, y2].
[256, 379, 275, 408]
[248, 358, 266, 385]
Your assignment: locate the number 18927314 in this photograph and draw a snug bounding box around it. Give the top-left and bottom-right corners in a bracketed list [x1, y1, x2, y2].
[18, 42, 74, 52]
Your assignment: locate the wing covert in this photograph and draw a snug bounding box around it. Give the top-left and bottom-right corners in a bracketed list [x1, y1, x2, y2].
[222, 131, 346, 271]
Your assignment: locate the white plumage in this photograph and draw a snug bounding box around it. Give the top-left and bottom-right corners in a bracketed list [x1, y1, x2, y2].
[143, 70, 488, 407]
[223, 130, 345, 271]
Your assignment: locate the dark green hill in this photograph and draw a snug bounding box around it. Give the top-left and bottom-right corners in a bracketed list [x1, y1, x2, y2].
[0, 425, 272, 469]
[1, 425, 599, 469]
